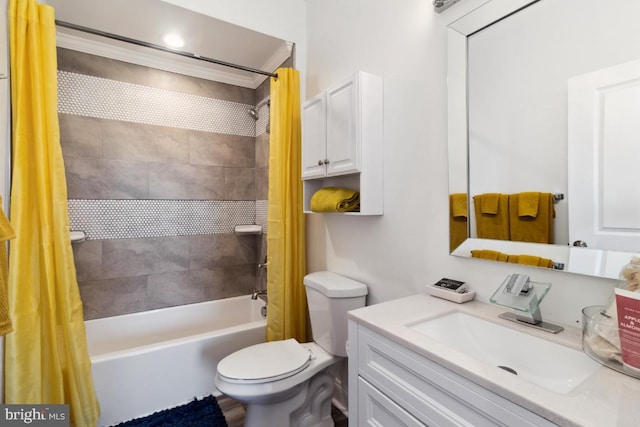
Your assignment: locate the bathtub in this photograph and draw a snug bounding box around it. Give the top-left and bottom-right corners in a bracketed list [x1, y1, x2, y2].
[85, 295, 267, 426]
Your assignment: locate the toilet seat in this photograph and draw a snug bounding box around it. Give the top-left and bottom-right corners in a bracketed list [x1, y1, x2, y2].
[217, 339, 311, 384]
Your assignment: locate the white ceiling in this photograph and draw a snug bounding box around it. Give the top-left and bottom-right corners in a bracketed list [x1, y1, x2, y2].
[46, 0, 291, 88]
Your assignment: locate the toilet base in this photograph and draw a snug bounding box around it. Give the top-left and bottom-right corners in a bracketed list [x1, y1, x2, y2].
[243, 364, 339, 427]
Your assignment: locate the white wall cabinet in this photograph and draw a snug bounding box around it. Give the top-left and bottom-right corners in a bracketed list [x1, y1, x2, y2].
[348, 321, 557, 427]
[301, 71, 383, 215]
[302, 92, 328, 179]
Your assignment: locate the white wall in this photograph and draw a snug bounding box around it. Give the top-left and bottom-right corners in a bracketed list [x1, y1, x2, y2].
[168, 0, 619, 328]
[304, 0, 616, 328]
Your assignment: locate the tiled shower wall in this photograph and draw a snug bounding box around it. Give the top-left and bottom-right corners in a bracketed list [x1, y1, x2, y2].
[58, 48, 275, 319]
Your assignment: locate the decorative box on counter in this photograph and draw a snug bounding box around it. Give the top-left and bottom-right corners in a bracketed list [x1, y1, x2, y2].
[425, 278, 475, 304]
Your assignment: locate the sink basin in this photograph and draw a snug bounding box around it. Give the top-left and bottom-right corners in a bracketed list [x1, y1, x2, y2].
[409, 312, 600, 394]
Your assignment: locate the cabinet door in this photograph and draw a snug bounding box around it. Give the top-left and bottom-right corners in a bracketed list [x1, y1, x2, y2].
[326, 76, 361, 176]
[301, 93, 327, 180]
[358, 378, 426, 427]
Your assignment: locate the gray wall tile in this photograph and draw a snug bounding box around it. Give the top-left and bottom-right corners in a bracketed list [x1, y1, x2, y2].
[79, 276, 149, 319]
[223, 264, 257, 297]
[148, 163, 225, 199]
[188, 268, 227, 300]
[255, 132, 270, 169]
[101, 160, 150, 198]
[102, 120, 189, 164]
[65, 157, 103, 198]
[189, 234, 256, 270]
[59, 48, 270, 319]
[256, 167, 269, 201]
[224, 168, 256, 200]
[65, 158, 149, 199]
[255, 235, 267, 291]
[189, 131, 255, 168]
[101, 236, 190, 279]
[147, 271, 206, 308]
[59, 114, 102, 158]
[72, 240, 102, 282]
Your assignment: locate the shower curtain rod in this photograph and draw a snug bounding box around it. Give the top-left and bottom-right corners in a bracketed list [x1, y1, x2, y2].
[55, 20, 279, 79]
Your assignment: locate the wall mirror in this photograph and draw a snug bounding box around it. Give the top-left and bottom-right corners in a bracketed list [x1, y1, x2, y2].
[447, 0, 640, 279]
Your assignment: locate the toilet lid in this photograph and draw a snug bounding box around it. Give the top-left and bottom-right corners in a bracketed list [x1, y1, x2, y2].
[217, 339, 311, 384]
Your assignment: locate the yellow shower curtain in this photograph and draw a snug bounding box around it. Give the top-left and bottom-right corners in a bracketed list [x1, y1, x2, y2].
[5, 1, 100, 425]
[266, 68, 308, 342]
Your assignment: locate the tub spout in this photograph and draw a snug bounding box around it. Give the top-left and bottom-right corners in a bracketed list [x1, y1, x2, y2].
[251, 289, 267, 303]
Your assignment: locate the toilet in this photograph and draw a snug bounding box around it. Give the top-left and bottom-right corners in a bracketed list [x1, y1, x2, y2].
[215, 271, 368, 427]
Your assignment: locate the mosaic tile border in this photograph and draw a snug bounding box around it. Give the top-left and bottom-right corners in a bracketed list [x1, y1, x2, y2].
[256, 199, 268, 232]
[58, 71, 256, 137]
[68, 199, 258, 240]
[255, 99, 270, 137]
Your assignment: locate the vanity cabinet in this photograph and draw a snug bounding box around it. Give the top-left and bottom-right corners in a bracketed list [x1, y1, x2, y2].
[348, 321, 557, 427]
[301, 71, 383, 215]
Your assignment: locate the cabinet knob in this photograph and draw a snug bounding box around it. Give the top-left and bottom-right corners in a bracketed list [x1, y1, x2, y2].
[323, 159, 330, 165]
[317, 160, 323, 166]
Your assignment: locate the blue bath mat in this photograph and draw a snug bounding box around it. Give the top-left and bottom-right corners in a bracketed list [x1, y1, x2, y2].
[113, 395, 227, 427]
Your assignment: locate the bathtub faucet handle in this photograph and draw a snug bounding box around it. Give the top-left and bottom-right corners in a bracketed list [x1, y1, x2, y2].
[251, 289, 267, 301]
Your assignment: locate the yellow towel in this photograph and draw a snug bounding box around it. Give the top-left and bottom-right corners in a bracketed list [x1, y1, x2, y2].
[508, 254, 555, 269]
[450, 193, 468, 218]
[537, 257, 555, 269]
[449, 194, 468, 251]
[0, 198, 16, 336]
[471, 249, 508, 262]
[479, 193, 500, 214]
[473, 193, 510, 240]
[518, 192, 540, 217]
[507, 255, 519, 264]
[310, 187, 360, 213]
[507, 254, 555, 269]
[509, 192, 555, 243]
[517, 254, 542, 266]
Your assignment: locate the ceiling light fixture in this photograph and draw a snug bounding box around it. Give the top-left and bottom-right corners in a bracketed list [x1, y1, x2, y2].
[163, 33, 184, 49]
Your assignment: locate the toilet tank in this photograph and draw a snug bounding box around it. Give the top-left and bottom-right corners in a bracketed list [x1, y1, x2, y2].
[303, 271, 368, 357]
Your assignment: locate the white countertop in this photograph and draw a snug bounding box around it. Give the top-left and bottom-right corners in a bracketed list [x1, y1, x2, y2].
[348, 293, 640, 427]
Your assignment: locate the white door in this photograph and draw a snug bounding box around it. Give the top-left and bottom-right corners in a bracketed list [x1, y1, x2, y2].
[301, 92, 327, 180]
[326, 76, 361, 176]
[568, 59, 640, 252]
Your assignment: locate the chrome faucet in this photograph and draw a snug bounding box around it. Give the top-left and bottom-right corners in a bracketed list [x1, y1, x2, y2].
[491, 274, 564, 334]
[251, 289, 267, 303]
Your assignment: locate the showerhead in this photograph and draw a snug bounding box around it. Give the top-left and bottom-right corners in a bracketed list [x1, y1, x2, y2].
[248, 98, 271, 122]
